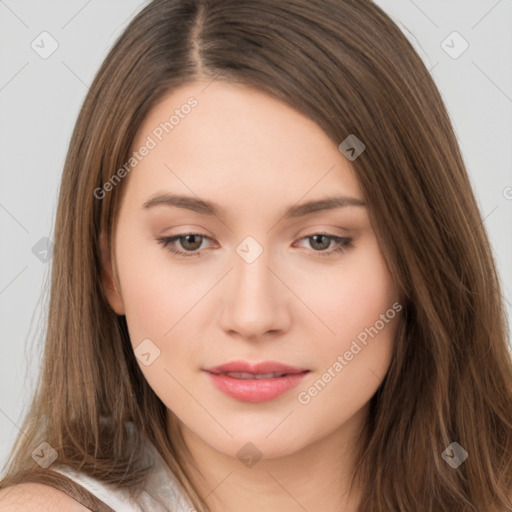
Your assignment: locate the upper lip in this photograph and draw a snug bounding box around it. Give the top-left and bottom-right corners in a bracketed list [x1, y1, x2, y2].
[203, 360, 310, 375]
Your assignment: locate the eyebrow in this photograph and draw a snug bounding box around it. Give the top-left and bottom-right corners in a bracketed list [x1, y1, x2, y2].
[142, 193, 366, 218]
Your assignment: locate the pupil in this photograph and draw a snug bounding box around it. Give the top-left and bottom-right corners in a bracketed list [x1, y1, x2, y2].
[311, 235, 329, 250]
[183, 234, 201, 250]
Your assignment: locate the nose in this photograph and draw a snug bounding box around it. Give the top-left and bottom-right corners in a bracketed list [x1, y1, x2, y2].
[218, 241, 292, 340]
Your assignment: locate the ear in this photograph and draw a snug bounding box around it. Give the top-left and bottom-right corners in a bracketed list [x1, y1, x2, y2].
[99, 228, 125, 315]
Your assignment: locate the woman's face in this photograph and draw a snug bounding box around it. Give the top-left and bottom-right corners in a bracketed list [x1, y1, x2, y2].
[103, 80, 401, 459]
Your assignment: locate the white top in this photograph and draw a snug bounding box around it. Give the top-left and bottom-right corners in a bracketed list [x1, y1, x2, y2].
[52, 430, 195, 512]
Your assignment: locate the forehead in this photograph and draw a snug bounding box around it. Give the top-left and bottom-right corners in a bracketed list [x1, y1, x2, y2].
[123, 80, 363, 211]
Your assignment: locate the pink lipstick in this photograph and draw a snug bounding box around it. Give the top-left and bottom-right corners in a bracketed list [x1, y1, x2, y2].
[203, 360, 310, 403]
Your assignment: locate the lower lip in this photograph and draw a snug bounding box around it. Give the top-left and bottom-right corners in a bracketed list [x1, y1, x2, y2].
[204, 371, 309, 403]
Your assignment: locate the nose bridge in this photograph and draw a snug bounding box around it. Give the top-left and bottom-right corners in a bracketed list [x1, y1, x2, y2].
[233, 234, 277, 303]
[219, 234, 289, 337]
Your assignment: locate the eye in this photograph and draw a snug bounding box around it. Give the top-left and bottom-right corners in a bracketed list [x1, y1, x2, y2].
[156, 232, 354, 258]
[156, 233, 213, 258]
[294, 233, 354, 257]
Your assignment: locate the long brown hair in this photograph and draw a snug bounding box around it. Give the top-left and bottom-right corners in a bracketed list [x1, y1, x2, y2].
[2, 0, 511, 510]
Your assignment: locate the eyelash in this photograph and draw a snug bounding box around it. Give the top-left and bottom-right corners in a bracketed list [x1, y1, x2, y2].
[156, 232, 354, 258]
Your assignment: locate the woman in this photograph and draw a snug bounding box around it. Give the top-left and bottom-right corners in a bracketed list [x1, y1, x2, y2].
[1, 0, 511, 510]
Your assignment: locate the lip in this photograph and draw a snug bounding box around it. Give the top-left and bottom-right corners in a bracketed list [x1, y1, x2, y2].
[203, 360, 309, 375]
[203, 360, 310, 403]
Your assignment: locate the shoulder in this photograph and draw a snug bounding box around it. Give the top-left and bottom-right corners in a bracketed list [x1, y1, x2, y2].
[0, 483, 91, 511]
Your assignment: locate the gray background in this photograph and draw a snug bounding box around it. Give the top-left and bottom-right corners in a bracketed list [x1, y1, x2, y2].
[1, 0, 511, 471]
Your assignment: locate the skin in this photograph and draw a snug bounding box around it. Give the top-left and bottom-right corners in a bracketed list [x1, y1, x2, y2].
[0, 483, 92, 511]
[102, 80, 402, 512]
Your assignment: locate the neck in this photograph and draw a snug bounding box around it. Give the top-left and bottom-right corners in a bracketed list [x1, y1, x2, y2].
[168, 406, 368, 512]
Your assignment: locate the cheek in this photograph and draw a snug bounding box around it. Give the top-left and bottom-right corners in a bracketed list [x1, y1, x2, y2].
[295, 267, 400, 429]
[292, 239, 398, 351]
[114, 227, 206, 340]
[295, 330, 396, 438]
[114, 232, 203, 404]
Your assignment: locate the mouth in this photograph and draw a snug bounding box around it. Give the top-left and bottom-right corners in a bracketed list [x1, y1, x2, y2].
[212, 371, 305, 379]
[203, 360, 310, 376]
[202, 361, 311, 403]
